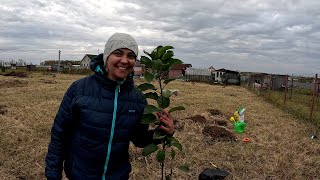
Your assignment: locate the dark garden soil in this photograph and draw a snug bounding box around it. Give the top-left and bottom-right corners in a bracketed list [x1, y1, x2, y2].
[202, 125, 237, 141]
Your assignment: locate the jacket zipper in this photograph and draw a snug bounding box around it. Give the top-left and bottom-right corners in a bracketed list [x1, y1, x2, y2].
[102, 83, 120, 180]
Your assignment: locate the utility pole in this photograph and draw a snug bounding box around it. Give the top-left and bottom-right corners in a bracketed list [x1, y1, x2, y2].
[58, 50, 61, 72]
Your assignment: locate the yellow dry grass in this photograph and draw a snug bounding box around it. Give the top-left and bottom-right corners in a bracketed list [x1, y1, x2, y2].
[0, 73, 319, 180]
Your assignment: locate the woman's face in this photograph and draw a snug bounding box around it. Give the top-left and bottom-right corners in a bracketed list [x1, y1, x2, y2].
[106, 48, 136, 81]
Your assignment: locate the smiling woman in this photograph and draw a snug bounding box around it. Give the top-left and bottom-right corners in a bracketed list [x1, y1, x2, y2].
[103, 33, 139, 81]
[44, 32, 175, 180]
[106, 48, 136, 81]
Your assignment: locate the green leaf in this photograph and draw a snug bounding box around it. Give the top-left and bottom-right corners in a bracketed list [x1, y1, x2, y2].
[152, 59, 163, 71]
[164, 78, 176, 85]
[179, 165, 190, 172]
[158, 46, 174, 58]
[140, 56, 153, 67]
[153, 130, 166, 140]
[143, 50, 152, 58]
[171, 149, 176, 159]
[165, 175, 171, 180]
[144, 71, 154, 83]
[167, 136, 174, 145]
[171, 138, 182, 151]
[144, 105, 161, 114]
[142, 144, 158, 156]
[143, 49, 157, 60]
[137, 83, 155, 91]
[162, 89, 173, 98]
[144, 92, 158, 100]
[168, 106, 185, 113]
[161, 63, 171, 72]
[141, 113, 157, 124]
[151, 47, 159, 60]
[156, 150, 165, 163]
[157, 96, 170, 109]
[173, 142, 182, 151]
[162, 50, 174, 61]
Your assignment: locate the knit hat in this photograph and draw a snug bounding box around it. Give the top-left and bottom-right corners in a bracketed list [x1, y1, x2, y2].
[103, 33, 138, 66]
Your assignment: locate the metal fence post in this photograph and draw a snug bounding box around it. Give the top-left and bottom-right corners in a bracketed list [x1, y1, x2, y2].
[284, 75, 288, 106]
[290, 77, 293, 99]
[310, 74, 318, 121]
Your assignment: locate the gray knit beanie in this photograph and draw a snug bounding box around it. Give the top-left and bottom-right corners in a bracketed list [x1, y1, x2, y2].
[103, 33, 138, 66]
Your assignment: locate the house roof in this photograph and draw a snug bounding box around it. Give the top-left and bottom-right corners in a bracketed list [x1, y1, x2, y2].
[215, 68, 226, 72]
[80, 54, 97, 64]
[171, 64, 192, 70]
[86, 54, 97, 60]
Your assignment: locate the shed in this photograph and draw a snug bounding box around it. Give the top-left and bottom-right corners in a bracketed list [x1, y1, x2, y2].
[271, 74, 288, 90]
[221, 70, 240, 85]
[247, 73, 271, 89]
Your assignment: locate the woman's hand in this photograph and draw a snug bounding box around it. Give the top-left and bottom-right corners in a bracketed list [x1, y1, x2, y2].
[156, 109, 175, 135]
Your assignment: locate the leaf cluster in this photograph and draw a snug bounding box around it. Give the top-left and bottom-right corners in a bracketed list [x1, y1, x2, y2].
[140, 46, 183, 78]
[136, 46, 189, 178]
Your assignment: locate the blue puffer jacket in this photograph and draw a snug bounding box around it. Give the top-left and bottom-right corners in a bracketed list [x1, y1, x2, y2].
[45, 54, 153, 180]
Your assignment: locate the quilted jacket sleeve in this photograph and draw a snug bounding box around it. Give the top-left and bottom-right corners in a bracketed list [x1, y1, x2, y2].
[45, 82, 77, 180]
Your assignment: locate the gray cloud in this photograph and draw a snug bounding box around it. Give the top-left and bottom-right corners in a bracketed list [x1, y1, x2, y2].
[0, 0, 319, 75]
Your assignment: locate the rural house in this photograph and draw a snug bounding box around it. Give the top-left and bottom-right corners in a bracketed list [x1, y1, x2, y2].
[212, 68, 226, 83]
[133, 60, 144, 76]
[49, 60, 80, 72]
[208, 66, 216, 72]
[80, 54, 97, 69]
[64, 61, 81, 71]
[167, 64, 192, 78]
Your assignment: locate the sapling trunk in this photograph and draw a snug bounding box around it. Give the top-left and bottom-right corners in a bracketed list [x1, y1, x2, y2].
[159, 76, 165, 180]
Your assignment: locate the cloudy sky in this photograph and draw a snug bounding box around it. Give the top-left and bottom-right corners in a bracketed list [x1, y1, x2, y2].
[0, 0, 319, 75]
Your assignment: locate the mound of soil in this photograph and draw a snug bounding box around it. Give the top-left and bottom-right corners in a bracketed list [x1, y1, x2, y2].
[213, 119, 228, 126]
[190, 115, 207, 124]
[208, 109, 223, 116]
[3, 72, 28, 78]
[0, 104, 7, 115]
[173, 119, 185, 131]
[0, 79, 28, 88]
[44, 79, 57, 84]
[202, 125, 236, 141]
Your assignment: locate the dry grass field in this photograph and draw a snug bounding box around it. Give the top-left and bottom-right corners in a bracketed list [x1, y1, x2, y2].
[0, 72, 319, 180]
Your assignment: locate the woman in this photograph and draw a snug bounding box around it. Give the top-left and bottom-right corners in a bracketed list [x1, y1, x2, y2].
[45, 33, 174, 180]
